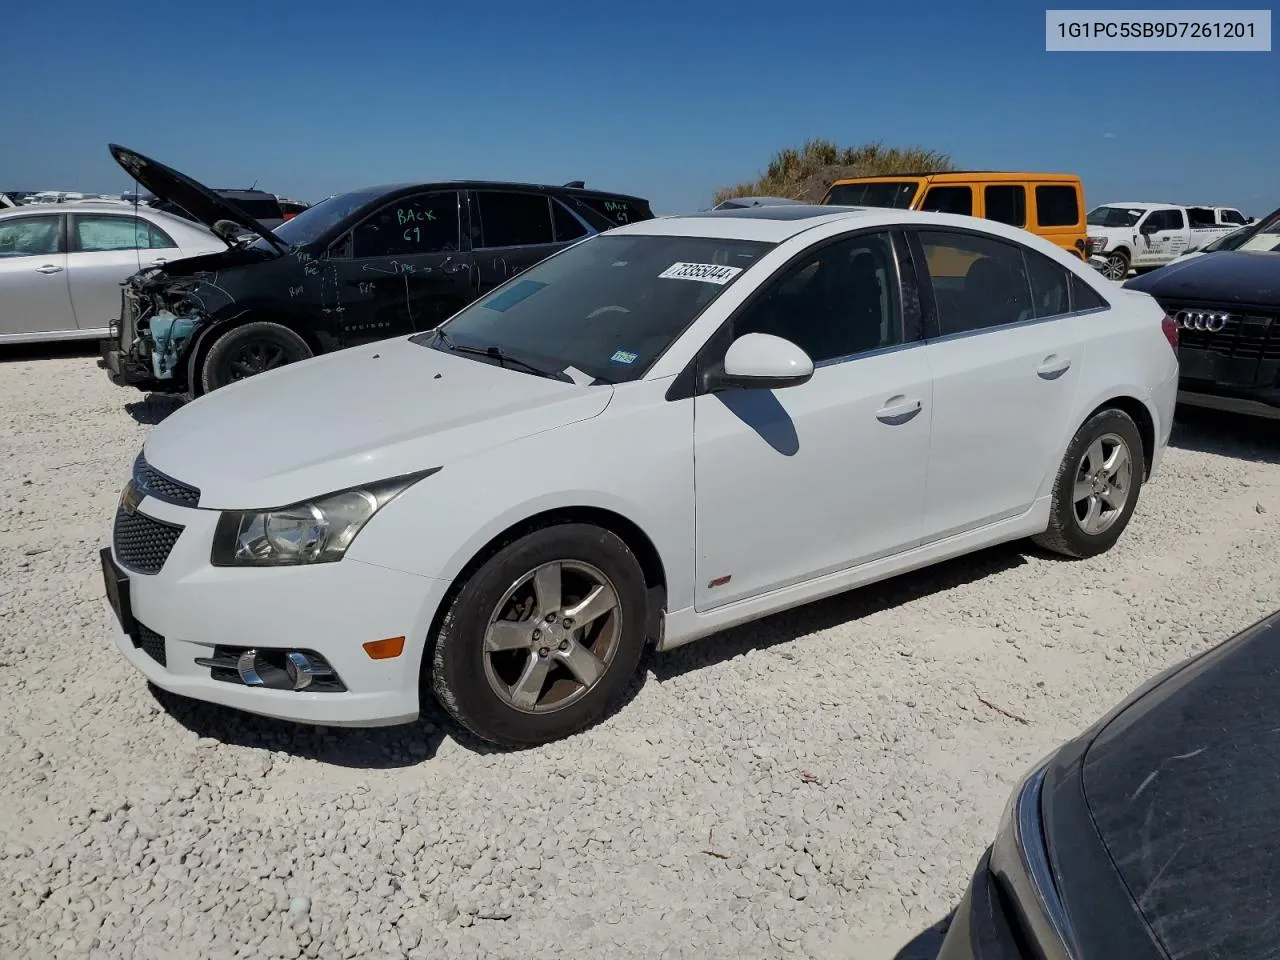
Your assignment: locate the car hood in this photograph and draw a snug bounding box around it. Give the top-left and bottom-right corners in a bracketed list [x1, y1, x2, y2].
[1080, 610, 1280, 959]
[1123, 250, 1280, 307]
[109, 143, 288, 255]
[142, 337, 614, 508]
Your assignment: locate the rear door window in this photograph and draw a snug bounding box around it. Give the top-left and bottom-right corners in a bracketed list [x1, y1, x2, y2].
[920, 186, 974, 216]
[1187, 207, 1216, 228]
[350, 191, 460, 259]
[472, 191, 556, 248]
[983, 185, 1027, 227]
[915, 229, 1035, 335]
[1035, 185, 1081, 227]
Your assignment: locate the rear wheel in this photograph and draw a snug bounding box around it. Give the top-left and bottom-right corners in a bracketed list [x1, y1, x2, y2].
[200, 321, 312, 392]
[1033, 408, 1144, 558]
[430, 524, 649, 747]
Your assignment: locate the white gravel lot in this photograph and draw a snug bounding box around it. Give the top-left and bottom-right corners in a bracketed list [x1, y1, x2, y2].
[2, 345, 1278, 960]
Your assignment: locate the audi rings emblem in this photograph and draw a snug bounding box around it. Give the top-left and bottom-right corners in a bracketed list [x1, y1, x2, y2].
[1175, 310, 1230, 333]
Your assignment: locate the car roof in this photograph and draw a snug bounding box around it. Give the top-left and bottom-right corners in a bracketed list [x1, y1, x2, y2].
[352, 181, 649, 203]
[0, 201, 212, 228]
[1098, 201, 1179, 209]
[832, 171, 1081, 185]
[608, 204, 1062, 244]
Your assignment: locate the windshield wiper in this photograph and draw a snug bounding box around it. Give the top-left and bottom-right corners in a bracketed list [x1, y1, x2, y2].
[434, 330, 570, 382]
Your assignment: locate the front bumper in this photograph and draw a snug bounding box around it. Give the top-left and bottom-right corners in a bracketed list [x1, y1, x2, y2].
[936, 850, 1028, 960]
[105, 495, 450, 726]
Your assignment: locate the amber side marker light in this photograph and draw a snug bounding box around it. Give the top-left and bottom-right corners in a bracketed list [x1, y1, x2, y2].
[363, 637, 406, 660]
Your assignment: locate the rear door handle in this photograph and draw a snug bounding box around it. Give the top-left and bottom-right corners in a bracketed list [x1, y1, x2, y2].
[36, 264, 64, 274]
[875, 395, 923, 424]
[1036, 355, 1072, 380]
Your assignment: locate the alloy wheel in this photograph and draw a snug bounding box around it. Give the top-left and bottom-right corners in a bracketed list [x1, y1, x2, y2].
[482, 560, 623, 714]
[1102, 254, 1128, 281]
[1072, 432, 1133, 535]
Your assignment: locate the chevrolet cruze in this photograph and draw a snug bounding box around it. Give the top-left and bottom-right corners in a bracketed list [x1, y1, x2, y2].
[102, 205, 1180, 746]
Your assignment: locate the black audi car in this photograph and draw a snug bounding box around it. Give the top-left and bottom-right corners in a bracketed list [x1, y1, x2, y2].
[939, 608, 1280, 960]
[1124, 206, 1280, 421]
[98, 144, 653, 396]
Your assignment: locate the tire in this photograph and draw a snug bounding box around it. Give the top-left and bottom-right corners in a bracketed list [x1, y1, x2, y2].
[1100, 250, 1130, 281]
[1033, 408, 1145, 559]
[430, 524, 649, 747]
[200, 321, 312, 393]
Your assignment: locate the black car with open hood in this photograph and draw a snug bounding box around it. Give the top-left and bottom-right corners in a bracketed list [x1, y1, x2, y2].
[1123, 208, 1280, 421]
[97, 144, 654, 396]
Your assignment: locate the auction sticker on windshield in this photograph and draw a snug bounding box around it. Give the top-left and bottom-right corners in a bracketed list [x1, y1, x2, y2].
[658, 262, 743, 285]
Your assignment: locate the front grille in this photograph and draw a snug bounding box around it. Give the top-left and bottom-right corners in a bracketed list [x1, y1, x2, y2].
[134, 452, 200, 507]
[1165, 304, 1280, 387]
[135, 623, 167, 667]
[113, 508, 184, 575]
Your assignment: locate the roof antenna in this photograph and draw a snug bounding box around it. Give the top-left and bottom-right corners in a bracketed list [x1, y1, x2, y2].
[249, 177, 259, 190]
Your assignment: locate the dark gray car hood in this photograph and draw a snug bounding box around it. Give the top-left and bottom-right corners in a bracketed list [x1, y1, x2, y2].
[1124, 250, 1280, 307]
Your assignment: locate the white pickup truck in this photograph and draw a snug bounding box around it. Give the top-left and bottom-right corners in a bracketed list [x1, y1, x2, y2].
[1085, 202, 1249, 280]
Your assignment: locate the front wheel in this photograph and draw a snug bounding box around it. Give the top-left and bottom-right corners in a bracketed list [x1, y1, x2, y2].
[430, 524, 649, 747]
[200, 321, 313, 393]
[1100, 251, 1130, 281]
[1033, 408, 1145, 559]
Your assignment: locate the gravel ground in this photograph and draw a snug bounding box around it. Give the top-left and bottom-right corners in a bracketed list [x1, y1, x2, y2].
[2, 345, 1279, 960]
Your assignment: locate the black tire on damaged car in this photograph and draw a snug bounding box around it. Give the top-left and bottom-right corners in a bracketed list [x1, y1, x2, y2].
[200, 320, 313, 393]
[1033, 407, 1145, 559]
[430, 523, 650, 748]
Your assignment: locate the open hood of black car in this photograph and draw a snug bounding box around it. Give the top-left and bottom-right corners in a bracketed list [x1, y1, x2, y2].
[108, 143, 289, 254]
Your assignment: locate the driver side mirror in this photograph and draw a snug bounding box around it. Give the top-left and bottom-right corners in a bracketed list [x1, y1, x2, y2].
[1139, 219, 1160, 234]
[706, 332, 814, 392]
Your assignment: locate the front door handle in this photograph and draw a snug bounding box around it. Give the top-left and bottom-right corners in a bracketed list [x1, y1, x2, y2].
[150, 257, 168, 266]
[875, 395, 923, 425]
[1036, 355, 1072, 380]
[36, 264, 64, 274]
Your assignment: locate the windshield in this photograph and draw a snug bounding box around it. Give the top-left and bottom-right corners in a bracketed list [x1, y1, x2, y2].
[421, 234, 772, 383]
[1204, 209, 1280, 253]
[252, 187, 387, 250]
[1087, 205, 1143, 228]
[823, 181, 919, 208]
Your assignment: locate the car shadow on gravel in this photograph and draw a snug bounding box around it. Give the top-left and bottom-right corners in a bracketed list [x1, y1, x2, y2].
[650, 543, 1028, 682]
[147, 682, 498, 767]
[1170, 405, 1280, 465]
[893, 914, 953, 960]
[0, 341, 99, 363]
[125, 394, 186, 425]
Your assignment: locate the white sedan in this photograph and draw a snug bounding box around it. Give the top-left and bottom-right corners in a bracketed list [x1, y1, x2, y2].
[0, 201, 224, 344]
[102, 205, 1180, 746]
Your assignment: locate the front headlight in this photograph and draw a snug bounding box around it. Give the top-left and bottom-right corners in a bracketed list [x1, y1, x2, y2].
[210, 469, 438, 567]
[989, 757, 1074, 958]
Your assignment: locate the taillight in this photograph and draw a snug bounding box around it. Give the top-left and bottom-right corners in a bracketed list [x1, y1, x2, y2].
[1161, 312, 1178, 352]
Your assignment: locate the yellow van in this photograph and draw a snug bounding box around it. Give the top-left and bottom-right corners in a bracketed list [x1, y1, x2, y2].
[821, 172, 1088, 260]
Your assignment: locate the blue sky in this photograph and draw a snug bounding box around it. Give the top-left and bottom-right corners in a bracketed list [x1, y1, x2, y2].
[4, 0, 1276, 215]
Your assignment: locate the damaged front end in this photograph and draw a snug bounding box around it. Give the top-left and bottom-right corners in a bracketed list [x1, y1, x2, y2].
[98, 256, 239, 394]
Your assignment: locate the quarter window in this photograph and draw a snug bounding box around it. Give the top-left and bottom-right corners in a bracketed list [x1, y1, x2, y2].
[916, 229, 1034, 335]
[920, 186, 973, 216]
[473, 191, 555, 248]
[1034, 185, 1080, 227]
[732, 231, 904, 363]
[1022, 249, 1071, 318]
[551, 199, 589, 242]
[350, 192, 459, 258]
[983, 185, 1027, 227]
[1069, 273, 1109, 312]
[0, 215, 61, 257]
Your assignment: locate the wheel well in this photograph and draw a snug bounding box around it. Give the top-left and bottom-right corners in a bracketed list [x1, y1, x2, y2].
[1090, 396, 1154, 479]
[420, 507, 669, 683]
[1108, 246, 1131, 260]
[186, 312, 322, 397]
